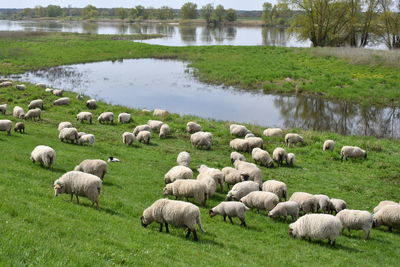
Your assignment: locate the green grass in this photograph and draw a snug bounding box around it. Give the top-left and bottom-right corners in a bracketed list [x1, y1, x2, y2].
[0, 83, 399, 266]
[0, 32, 399, 105]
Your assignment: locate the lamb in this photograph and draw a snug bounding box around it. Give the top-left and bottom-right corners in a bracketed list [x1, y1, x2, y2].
[197, 173, 217, 197]
[233, 160, 262, 185]
[133, 124, 151, 136]
[36, 83, 46, 88]
[209, 201, 250, 227]
[240, 191, 279, 213]
[336, 209, 374, 239]
[86, 99, 97, 109]
[153, 109, 169, 116]
[122, 132, 136, 146]
[286, 153, 296, 166]
[330, 198, 347, 214]
[24, 108, 41, 120]
[14, 122, 25, 133]
[164, 166, 193, 184]
[289, 192, 318, 213]
[159, 124, 171, 138]
[28, 99, 44, 110]
[13, 106, 25, 119]
[323, 140, 335, 151]
[190, 131, 212, 150]
[59, 127, 78, 143]
[76, 112, 93, 124]
[45, 88, 53, 93]
[186, 122, 202, 133]
[0, 81, 12, 87]
[53, 171, 102, 209]
[272, 147, 287, 167]
[53, 97, 70, 105]
[226, 181, 260, 201]
[58, 121, 73, 131]
[373, 200, 399, 213]
[252, 147, 274, 167]
[0, 120, 12, 135]
[97, 112, 114, 124]
[74, 159, 107, 180]
[16, 84, 26, 90]
[163, 179, 208, 206]
[246, 137, 264, 151]
[177, 151, 191, 167]
[340, 146, 367, 160]
[245, 133, 255, 138]
[147, 120, 164, 132]
[78, 132, 87, 138]
[230, 124, 251, 137]
[229, 138, 249, 152]
[140, 199, 205, 241]
[262, 180, 288, 201]
[314, 194, 333, 213]
[118, 113, 131, 124]
[269, 201, 300, 221]
[373, 204, 400, 232]
[77, 134, 95, 146]
[230, 151, 246, 163]
[289, 214, 342, 245]
[285, 133, 304, 147]
[222, 167, 247, 189]
[137, 130, 151, 144]
[0, 104, 7, 114]
[263, 128, 283, 137]
[52, 89, 63, 96]
[198, 165, 224, 192]
[30, 145, 56, 168]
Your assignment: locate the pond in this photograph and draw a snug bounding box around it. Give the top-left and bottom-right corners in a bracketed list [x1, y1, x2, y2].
[8, 59, 399, 138]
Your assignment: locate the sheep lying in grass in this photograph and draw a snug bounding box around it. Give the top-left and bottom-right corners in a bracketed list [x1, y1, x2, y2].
[164, 166, 193, 184]
[76, 112, 93, 124]
[323, 140, 335, 151]
[177, 151, 191, 167]
[53, 97, 70, 105]
[58, 122, 73, 131]
[263, 128, 283, 137]
[222, 167, 247, 189]
[77, 134, 95, 146]
[13, 106, 25, 118]
[262, 180, 288, 201]
[54, 171, 102, 209]
[159, 124, 171, 138]
[230, 151, 246, 163]
[230, 124, 250, 137]
[285, 133, 304, 147]
[163, 179, 208, 206]
[240, 191, 279, 214]
[272, 147, 287, 167]
[341, 146, 367, 160]
[336, 209, 373, 239]
[118, 113, 131, 124]
[233, 160, 262, 185]
[198, 165, 224, 192]
[30, 145, 56, 168]
[186, 122, 202, 133]
[373, 200, 399, 213]
[59, 127, 78, 144]
[373, 204, 400, 232]
[209, 201, 250, 227]
[16, 84, 26, 90]
[36, 83, 46, 88]
[14, 122, 25, 133]
[147, 120, 164, 132]
[0, 120, 12, 135]
[289, 192, 318, 213]
[133, 124, 151, 136]
[0, 81, 12, 87]
[141, 199, 205, 241]
[74, 159, 107, 180]
[269, 201, 299, 221]
[86, 99, 97, 109]
[330, 198, 347, 214]
[229, 138, 249, 152]
[24, 108, 41, 120]
[137, 130, 151, 144]
[153, 109, 169, 116]
[28, 99, 44, 110]
[190, 131, 212, 150]
[98, 112, 114, 124]
[226, 181, 260, 201]
[122, 132, 136, 146]
[252, 147, 274, 167]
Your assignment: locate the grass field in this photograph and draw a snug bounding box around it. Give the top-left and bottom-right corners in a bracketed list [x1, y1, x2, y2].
[0, 32, 399, 105]
[0, 82, 399, 266]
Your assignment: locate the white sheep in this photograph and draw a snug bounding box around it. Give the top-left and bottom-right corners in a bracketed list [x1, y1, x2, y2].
[246, 137, 264, 151]
[86, 99, 97, 109]
[226, 181, 260, 201]
[74, 159, 107, 180]
[53, 97, 70, 105]
[269, 201, 299, 221]
[36, 83, 46, 88]
[190, 131, 212, 150]
[272, 147, 287, 166]
[252, 147, 274, 167]
[159, 124, 171, 138]
[76, 94, 83, 100]
[323, 140, 335, 151]
[53, 171, 102, 209]
[262, 180, 288, 201]
[16, 84, 26, 90]
[336, 209, 374, 239]
[52, 89, 63, 96]
[330, 198, 347, 214]
[97, 112, 114, 124]
[209, 201, 250, 227]
[230, 151, 246, 163]
[198, 165, 224, 192]
[14, 122, 25, 133]
[77, 132, 87, 138]
[229, 138, 249, 152]
[285, 133, 304, 147]
[153, 109, 169, 116]
[230, 124, 250, 137]
[45, 88, 53, 93]
[314, 194, 333, 213]
[240, 191, 279, 213]
[197, 173, 217, 197]
[245, 133, 255, 138]
[373, 204, 400, 232]
[0, 120, 12, 135]
[76, 112, 93, 124]
[118, 113, 131, 124]
[233, 160, 262, 185]
[186, 122, 202, 133]
[147, 120, 164, 131]
[164, 165, 193, 184]
[163, 179, 208, 206]
[59, 127, 78, 143]
[133, 124, 151, 136]
[286, 153, 296, 166]
[24, 108, 41, 120]
[140, 199, 205, 241]
[58, 121, 73, 131]
[77, 134, 95, 146]
[373, 200, 399, 213]
[137, 130, 151, 144]
[0, 104, 7, 115]
[341, 146, 367, 160]
[289, 192, 318, 213]
[263, 128, 283, 137]
[222, 167, 247, 189]
[30, 145, 56, 168]
[13, 106, 25, 119]
[122, 132, 136, 146]
[141, 109, 151, 113]
[177, 151, 191, 167]
[0, 81, 12, 87]
[289, 214, 342, 245]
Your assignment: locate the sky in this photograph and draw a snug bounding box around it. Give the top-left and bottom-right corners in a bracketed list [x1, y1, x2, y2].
[0, 1, 273, 10]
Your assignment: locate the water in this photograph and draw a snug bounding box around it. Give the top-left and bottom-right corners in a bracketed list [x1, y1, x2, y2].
[8, 59, 399, 138]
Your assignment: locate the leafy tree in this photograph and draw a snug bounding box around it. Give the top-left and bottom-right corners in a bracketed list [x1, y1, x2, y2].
[180, 2, 198, 19]
[34, 6, 46, 18]
[158, 6, 175, 20]
[201, 4, 214, 24]
[226, 9, 237, 22]
[262, 2, 274, 25]
[212, 5, 226, 24]
[82, 5, 98, 19]
[377, 0, 400, 49]
[115, 8, 128, 19]
[46, 5, 62, 17]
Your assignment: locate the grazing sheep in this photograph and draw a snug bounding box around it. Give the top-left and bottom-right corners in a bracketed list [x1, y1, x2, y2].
[74, 159, 107, 180]
[373, 205, 400, 232]
[108, 157, 120, 163]
[233, 160, 262, 185]
[30, 145, 56, 168]
[341, 146, 367, 160]
[77, 134, 95, 146]
[289, 192, 318, 213]
[76, 94, 83, 100]
[36, 83, 46, 88]
[323, 140, 335, 151]
[45, 88, 53, 93]
[314, 194, 333, 213]
[122, 132, 136, 146]
[336, 209, 374, 239]
[52, 89, 63, 96]
[118, 113, 131, 124]
[164, 166, 193, 184]
[289, 214, 343, 245]
[229, 138, 249, 152]
[373, 200, 399, 213]
[240, 191, 279, 213]
[272, 147, 287, 167]
[76, 112, 93, 124]
[230, 151, 246, 163]
[140, 199, 205, 241]
[153, 109, 169, 116]
[16, 84, 26, 90]
[53, 97, 70, 106]
[190, 131, 212, 150]
[13, 106, 25, 119]
[86, 99, 97, 109]
[14, 122, 25, 133]
[252, 147, 274, 167]
[263, 128, 283, 137]
[198, 165, 224, 192]
[222, 167, 247, 189]
[262, 180, 288, 201]
[285, 133, 304, 147]
[186, 122, 202, 133]
[24, 108, 41, 120]
[53, 171, 102, 209]
[269, 201, 300, 221]
[77, 132, 87, 138]
[163, 179, 208, 206]
[159, 124, 171, 138]
[177, 151, 191, 167]
[286, 153, 296, 166]
[245, 133, 255, 138]
[147, 120, 164, 132]
[59, 127, 78, 143]
[197, 173, 217, 197]
[28, 99, 44, 110]
[246, 137, 264, 151]
[137, 130, 151, 144]
[0, 104, 7, 114]
[226, 181, 260, 201]
[209, 201, 250, 227]
[97, 112, 114, 124]
[0, 120, 12, 135]
[330, 198, 347, 214]
[0, 81, 12, 87]
[230, 124, 251, 137]
[58, 121, 73, 131]
[133, 124, 151, 136]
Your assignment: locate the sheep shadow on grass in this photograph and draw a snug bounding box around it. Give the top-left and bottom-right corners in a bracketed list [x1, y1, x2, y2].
[299, 238, 360, 252]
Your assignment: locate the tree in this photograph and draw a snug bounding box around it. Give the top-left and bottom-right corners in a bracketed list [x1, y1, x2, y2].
[212, 5, 226, 24]
[180, 2, 198, 19]
[377, 0, 400, 49]
[135, 5, 146, 19]
[226, 9, 237, 22]
[158, 6, 175, 20]
[46, 5, 62, 17]
[82, 5, 98, 19]
[201, 4, 214, 24]
[115, 8, 128, 19]
[34, 6, 46, 18]
[262, 2, 274, 25]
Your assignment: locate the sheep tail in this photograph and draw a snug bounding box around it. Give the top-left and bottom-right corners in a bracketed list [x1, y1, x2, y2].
[196, 215, 206, 233]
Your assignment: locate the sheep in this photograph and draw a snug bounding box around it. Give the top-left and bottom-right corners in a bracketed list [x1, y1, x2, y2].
[209, 201, 250, 227]
[52, 89, 63, 96]
[137, 130, 151, 144]
[240, 191, 279, 213]
[122, 132, 136, 146]
[263, 128, 283, 137]
[190, 131, 212, 150]
[30, 145, 56, 168]
[147, 120, 164, 132]
[286, 153, 296, 166]
[323, 140, 335, 151]
[177, 151, 191, 167]
[24, 108, 41, 120]
[226, 181, 260, 201]
[336, 209, 374, 239]
[245, 133, 255, 138]
[252, 147, 274, 167]
[198, 165, 224, 192]
[233, 160, 262, 185]
[159, 124, 171, 138]
[77, 132, 87, 138]
[133, 124, 151, 136]
[230, 151, 246, 163]
[86, 99, 97, 109]
[262, 180, 288, 201]
[341, 146, 367, 160]
[289, 214, 343, 245]
[36, 83, 46, 88]
[197, 173, 217, 197]
[76, 112, 92, 124]
[272, 147, 287, 167]
[229, 138, 249, 152]
[289, 192, 318, 213]
[222, 167, 247, 189]
[97, 112, 114, 124]
[13, 106, 25, 119]
[269, 201, 300, 221]
[14, 122, 25, 133]
[74, 159, 107, 180]
[59, 127, 78, 144]
[28, 99, 44, 110]
[373, 205, 400, 232]
[314, 194, 333, 213]
[153, 109, 169, 116]
[164, 166, 193, 184]
[45, 88, 53, 93]
[373, 200, 399, 213]
[186, 122, 202, 133]
[53, 97, 70, 106]
[77, 134, 95, 146]
[0, 81, 12, 87]
[141, 109, 151, 113]
[16, 84, 26, 90]
[330, 198, 347, 214]
[0, 120, 12, 135]
[118, 113, 131, 124]
[58, 121, 73, 131]
[163, 179, 208, 206]
[76, 94, 83, 100]
[53, 171, 102, 209]
[0, 104, 7, 114]
[140, 199, 205, 241]
[230, 124, 250, 137]
[246, 137, 264, 151]
[285, 133, 304, 147]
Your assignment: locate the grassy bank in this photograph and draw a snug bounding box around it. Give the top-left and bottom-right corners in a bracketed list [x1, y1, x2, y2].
[0, 32, 399, 105]
[0, 82, 399, 266]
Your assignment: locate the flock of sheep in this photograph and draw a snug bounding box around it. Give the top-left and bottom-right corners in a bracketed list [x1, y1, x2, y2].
[1, 80, 399, 245]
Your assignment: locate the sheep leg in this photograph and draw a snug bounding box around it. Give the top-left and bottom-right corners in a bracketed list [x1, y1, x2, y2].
[75, 195, 80, 204]
[223, 215, 227, 222]
[186, 229, 191, 239]
[228, 216, 234, 224]
[240, 218, 247, 227]
[364, 229, 370, 240]
[165, 223, 169, 233]
[159, 223, 163, 232]
[192, 229, 198, 241]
